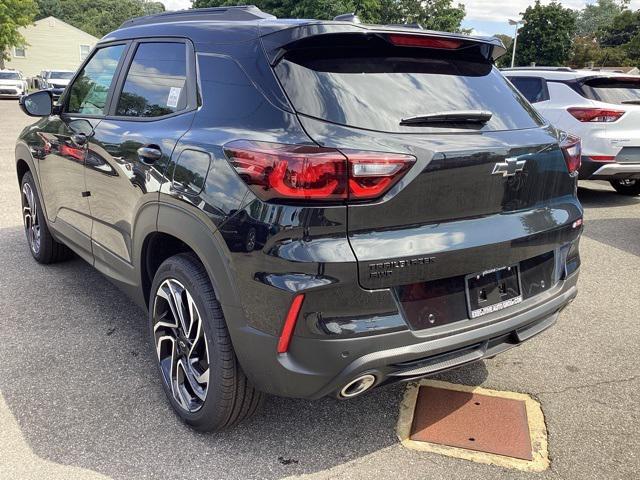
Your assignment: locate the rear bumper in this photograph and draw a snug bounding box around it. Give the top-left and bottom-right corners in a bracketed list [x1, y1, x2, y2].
[230, 269, 579, 399]
[591, 163, 640, 179]
[580, 156, 640, 180]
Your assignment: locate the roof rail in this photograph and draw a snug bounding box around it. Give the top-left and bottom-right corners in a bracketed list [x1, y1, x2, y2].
[501, 66, 575, 72]
[119, 5, 275, 29]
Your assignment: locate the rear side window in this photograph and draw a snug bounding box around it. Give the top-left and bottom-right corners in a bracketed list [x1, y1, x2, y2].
[580, 77, 640, 105]
[274, 44, 543, 133]
[508, 76, 549, 103]
[115, 42, 187, 117]
[67, 44, 126, 115]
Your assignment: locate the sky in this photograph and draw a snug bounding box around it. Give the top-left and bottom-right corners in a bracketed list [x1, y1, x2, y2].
[160, 1, 640, 37]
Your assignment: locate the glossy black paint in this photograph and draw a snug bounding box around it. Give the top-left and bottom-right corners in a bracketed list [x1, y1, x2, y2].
[15, 15, 582, 400]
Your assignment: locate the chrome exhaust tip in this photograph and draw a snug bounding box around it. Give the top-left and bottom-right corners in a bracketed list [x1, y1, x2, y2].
[339, 374, 376, 398]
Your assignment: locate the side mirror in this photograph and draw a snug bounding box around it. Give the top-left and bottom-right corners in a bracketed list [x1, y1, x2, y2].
[19, 90, 53, 117]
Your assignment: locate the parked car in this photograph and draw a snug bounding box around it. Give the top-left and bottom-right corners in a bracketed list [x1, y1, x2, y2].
[30, 70, 49, 90]
[37, 70, 75, 98]
[0, 69, 28, 98]
[504, 67, 640, 196]
[15, 6, 583, 432]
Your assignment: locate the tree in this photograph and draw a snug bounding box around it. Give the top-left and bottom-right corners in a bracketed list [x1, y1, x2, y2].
[377, 0, 466, 32]
[599, 9, 640, 46]
[190, 0, 467, 32]
[514, 1, 576, 67]
[34, 0, 165, 37]
[576, 0, 629, 38]
[34, 0, 63, 20]
[0, 0, 38, 69]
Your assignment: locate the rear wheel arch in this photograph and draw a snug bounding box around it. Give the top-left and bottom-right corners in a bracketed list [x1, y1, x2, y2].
[138, 203, 241, 313]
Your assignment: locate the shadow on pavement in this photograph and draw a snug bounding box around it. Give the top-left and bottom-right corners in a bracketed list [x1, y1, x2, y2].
[0, 226, 488, 480]
[583, 217, 640, 257]
[578, 185, 640, 209]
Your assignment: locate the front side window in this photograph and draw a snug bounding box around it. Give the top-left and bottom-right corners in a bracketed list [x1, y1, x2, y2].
[115, 42, 187, 118]
[67, 44, 126, 115]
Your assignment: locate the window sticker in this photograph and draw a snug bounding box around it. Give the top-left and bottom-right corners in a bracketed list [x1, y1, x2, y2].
[167, 87, 181, 108]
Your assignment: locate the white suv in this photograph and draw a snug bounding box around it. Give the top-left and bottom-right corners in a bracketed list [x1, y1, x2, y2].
[0, 69, 28, 98]
[504, 67, 640, 196]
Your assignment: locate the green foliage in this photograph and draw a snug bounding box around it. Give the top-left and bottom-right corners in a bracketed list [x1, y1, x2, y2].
[34, 0, 63, 20]
[568, 36, 633, 68]
[599, 9, 640, 46]
[514, 1, 576, 67]
[0, 0, 38, 67]
[190, 0, 467, 32]
[377, 0, 466, 32]
[576, 0, 629, 38]
[33, 0, 165, 38]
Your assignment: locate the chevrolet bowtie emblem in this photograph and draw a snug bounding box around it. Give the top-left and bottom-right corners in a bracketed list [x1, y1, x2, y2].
[492, 157, 527, 177]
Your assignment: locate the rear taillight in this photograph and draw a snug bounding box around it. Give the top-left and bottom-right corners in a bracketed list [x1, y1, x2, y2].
[567, 107, 624, 122]
[388, 34, 463, 50]
[224, 140, 415, 202]
[560, 134, 581, 174]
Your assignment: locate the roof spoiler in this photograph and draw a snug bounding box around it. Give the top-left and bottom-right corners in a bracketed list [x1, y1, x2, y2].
[260, 24, 507, 65]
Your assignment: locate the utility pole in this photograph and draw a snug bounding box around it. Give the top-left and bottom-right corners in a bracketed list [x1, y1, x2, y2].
[508, 19, 525, 68]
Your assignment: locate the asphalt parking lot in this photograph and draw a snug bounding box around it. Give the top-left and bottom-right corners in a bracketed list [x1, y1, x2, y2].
[0, 99, 638, 480]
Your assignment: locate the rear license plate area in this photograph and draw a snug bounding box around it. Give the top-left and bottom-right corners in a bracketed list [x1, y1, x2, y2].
[466, 266, 522, 319]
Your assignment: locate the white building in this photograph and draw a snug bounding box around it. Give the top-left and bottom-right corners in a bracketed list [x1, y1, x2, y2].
[4, 16, 99, 78]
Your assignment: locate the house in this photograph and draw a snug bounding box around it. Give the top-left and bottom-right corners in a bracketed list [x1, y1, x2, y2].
[4, 16, 99, 78]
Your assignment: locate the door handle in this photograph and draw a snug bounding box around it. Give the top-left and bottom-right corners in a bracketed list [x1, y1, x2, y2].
[137, 145, 162, 164]
[71, 133, 87, 146]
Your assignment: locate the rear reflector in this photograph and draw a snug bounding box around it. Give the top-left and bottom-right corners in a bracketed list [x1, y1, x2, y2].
[277, 294, 305, 354]
[589, 155, 615, 161]
[567, 107, 624, 122]
[560, 134, 581, 174]
[224, 140, 415, 202]
[388, 34, 463, 50]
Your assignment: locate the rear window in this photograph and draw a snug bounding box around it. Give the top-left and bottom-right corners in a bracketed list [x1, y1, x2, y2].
[581, 77, 640, 105]
[274, 45, 543, 133]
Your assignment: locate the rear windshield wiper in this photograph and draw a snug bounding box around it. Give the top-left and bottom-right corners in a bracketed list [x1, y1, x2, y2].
[400, 110, 493, 126]
[620, 100, 640, 105]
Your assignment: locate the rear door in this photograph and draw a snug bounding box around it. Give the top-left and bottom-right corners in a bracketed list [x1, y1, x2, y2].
[272, 32, 581, 292]
[84, 39, 197, 279]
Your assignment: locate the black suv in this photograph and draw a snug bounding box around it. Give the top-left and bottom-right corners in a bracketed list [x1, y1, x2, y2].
[15, 6, 582, 431]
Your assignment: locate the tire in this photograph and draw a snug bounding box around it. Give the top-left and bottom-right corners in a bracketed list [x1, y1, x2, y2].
[610, 179, 640, 196]
[20, 171, 72, 263]
[244, 227, 257, 252]
[149, 252, 263, 431]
